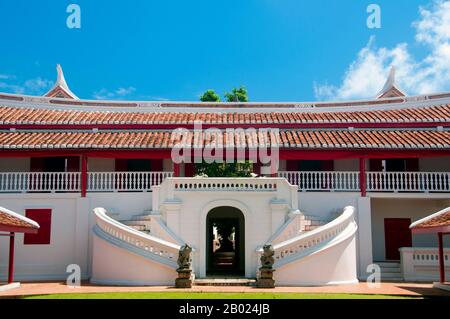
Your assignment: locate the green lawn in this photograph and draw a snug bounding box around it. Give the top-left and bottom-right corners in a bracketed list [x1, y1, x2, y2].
[23, 292, 416, 299]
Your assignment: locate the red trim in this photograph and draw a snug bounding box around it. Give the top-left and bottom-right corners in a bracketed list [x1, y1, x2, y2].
[174, 163, 180, 177]
[0, 149, 449, 160]
[0, 225, 38, 233]
[81, 156, 88, 197]
[438, 232, 445, 283]
[8, 232, 15, 284]
[359, 158, 366, 197]
[412, 225, 450, 234]
[1, 121, 449, 131]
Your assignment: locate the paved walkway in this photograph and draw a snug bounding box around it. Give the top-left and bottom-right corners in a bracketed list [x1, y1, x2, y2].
[1, 281, 450, 298]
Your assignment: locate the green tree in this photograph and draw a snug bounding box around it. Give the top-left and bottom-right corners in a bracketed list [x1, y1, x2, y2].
[195, 161, 253, 177]
[224, 86, 248, 102]
[200, 89, 221, 102]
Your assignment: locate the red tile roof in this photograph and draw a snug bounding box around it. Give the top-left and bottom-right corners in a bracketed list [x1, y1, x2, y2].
[0, 104, 449, 126]
[0, 207, 40, 231]
[410, 208, 450, 230]
[0, 129, 448, 150]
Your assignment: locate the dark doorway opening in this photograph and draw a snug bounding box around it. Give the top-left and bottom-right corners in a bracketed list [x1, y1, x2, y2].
[384, 218, 412, 260]
[206, 207, 245, 277]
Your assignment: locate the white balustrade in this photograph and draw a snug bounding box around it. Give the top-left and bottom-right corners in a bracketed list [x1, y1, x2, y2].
[258, 206, 357, 267]
[0, 172, 81, 193]
[88, 171, 173, 192]
[400, 247, 450, 281]
[172, 177, 278, 192]
[367, 172, 450, 192]
[278, 171, 360, 191]
[93, 207, 180, 265]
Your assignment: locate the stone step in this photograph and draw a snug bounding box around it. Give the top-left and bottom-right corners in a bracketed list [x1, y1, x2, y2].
[128, 225, 148, 232]
[194, 278, 256, 287]
[123, 220, 149, 227]
[376, 262, 401, 268]
[131, 214, 153, 221]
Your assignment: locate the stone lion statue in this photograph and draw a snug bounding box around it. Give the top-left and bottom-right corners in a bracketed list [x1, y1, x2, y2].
[177, 244, 193, 271]
[260, 244, 275, 269]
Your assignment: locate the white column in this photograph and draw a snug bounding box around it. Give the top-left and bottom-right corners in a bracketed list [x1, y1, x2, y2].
[356, 196, 373, 280]
[75, 197, 91, 280]
[269, 200, 288, 234]
[162, 200, 182, 236]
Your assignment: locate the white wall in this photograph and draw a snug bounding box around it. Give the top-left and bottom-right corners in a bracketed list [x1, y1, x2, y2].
[297, 192, 359, 220]
[371, 198, 450, 261]
[0, 158, 30, 172]
[0, 192, 153, 282]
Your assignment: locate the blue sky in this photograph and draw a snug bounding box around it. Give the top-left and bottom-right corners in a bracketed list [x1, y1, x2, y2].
[0, 0, 448, 102]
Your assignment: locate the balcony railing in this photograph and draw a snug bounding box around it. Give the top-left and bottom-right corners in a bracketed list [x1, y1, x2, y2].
[0, 171, 449, 194]
[88, 171, 173, 192]
[278, 171, 450, 193]
[0, 171, 172, 193]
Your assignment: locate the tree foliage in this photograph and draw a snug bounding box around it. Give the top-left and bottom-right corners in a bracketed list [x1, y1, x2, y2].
[200, 89, 221, 102]
[224, 87, 248, 102]
[195, 161, 253, 177]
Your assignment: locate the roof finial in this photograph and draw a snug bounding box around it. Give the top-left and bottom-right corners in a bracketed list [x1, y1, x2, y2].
[44, 64, 79, 99]
[376, 66, 406, 99]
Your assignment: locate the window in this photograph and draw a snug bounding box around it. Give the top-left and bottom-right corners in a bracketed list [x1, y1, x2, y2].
[24, 209, 52, 245]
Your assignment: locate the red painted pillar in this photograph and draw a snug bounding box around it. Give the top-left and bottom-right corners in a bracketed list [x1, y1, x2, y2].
[438, 232, 445, 283]
[8, 232, 15, 284]
[173, 163, 180, 177]
[359, 158, 367, 197]
[81, 155, 88, 197]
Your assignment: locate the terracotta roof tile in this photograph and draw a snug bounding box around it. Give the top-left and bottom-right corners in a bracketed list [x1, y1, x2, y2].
[0, 129, 448, 150]
[0, 104, 449, 127]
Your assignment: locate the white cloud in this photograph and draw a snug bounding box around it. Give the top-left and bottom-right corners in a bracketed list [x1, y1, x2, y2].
[93, 86, 136, 100]
[0, 76, 53, 95]
[314, 0, 450, 100]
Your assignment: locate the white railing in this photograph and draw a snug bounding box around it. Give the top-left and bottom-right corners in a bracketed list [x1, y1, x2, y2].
[88, 171, 173, 192]
[257, 206, 357, 268]
[93, 207, 181, 267]
[172, 177, 278, 192]
[278, 171, 360, 191]
[400, 247, 450, 281]
[367, 172, 450, 192]
[0, 172, 81, 193]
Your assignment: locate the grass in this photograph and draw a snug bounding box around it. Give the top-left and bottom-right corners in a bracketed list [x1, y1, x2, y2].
[23, 292, 417, 299]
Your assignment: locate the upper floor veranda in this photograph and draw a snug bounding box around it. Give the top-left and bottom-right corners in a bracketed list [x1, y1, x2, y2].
[1, 156, 449, 195]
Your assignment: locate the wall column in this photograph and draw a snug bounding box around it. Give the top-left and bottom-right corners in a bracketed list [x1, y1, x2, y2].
[357, 196, 373, 280]
[438, 232, 445, 283]
[8, 232, 15, 284]
[174, 163, 180, 177]
[81, 155, 88, 197]
[359, 158, 367, 197]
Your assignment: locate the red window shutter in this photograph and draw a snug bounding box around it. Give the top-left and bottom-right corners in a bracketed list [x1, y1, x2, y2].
[369, 159, 383, 171]
[24, 209, 52, 245]
[286, 160, 299, 171]
[115, 159, 128, 172]
[30, 158, 45, 172]
[151, 159, 163, 171]
[66, 157, 80, 172]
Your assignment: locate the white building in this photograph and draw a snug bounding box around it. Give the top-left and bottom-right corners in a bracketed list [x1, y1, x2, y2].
[0, 66, 449, 286]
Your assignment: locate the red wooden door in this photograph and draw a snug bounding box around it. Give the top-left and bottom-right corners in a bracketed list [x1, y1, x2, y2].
[384, 218, 412, 260]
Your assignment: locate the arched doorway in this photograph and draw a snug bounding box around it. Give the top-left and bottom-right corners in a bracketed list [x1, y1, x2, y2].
[206, 207, 245, 277]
